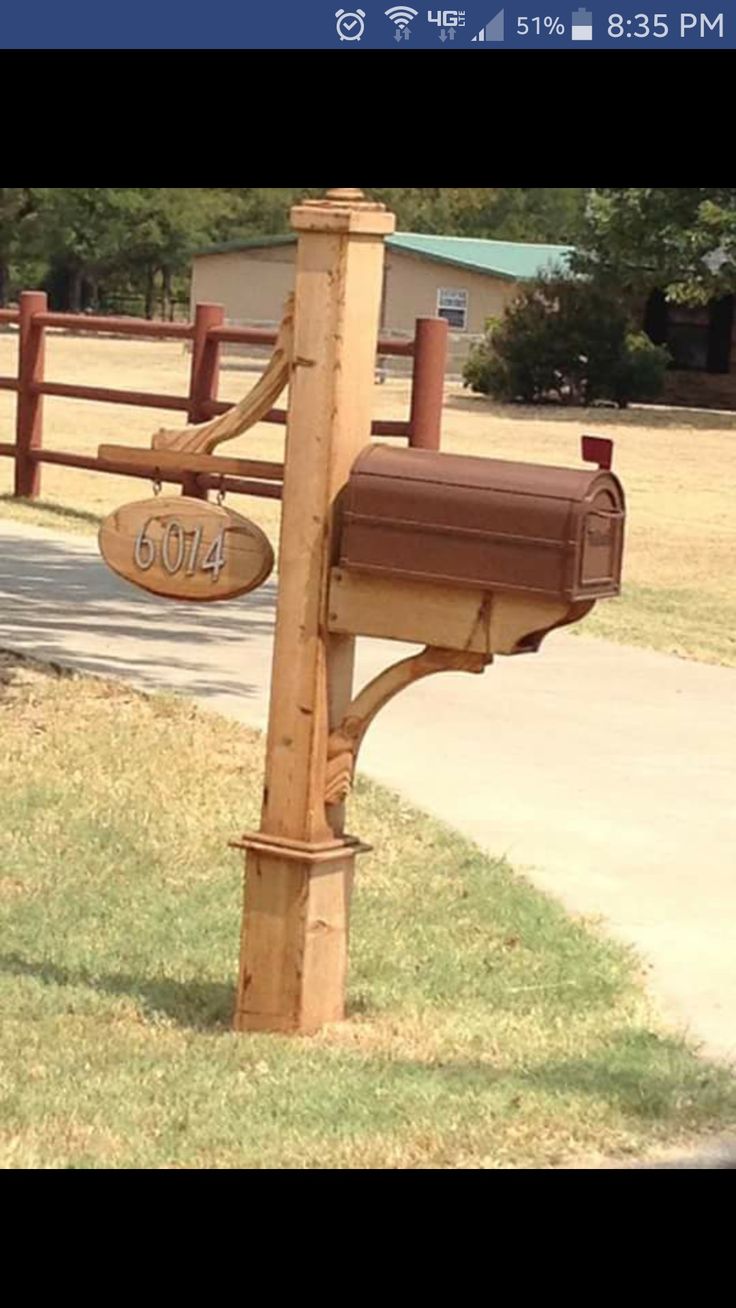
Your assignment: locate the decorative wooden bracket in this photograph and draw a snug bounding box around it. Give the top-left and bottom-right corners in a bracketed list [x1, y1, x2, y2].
[150, 295, 295, 456]
[324, 646, 491, 806]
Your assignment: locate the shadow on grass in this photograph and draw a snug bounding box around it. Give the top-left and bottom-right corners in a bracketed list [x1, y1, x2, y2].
[0, 495, 103, 526]
[444, 393, 736, 431]
[621, 1145, 736, 1169]
[0, 952, 234, 1030]
[0, 648, 80, 707]
[0, 532, 278, 702]
[4, 950, 735, 1135]
[520, 1033, 723, 1120]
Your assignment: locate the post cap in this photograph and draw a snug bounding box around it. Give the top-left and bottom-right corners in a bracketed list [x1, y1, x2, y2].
[291, 187, 395, 235]
[325, 188, 370, 204]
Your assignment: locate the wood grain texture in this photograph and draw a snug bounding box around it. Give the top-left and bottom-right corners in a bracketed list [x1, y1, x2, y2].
[260, 232, 391, 843]
[97, 445, 283, 483]
[325, 646, 489, 805]
[98, 496, 274, 602]
[327, 568, 579, 656]
[235, 191, 395, 1035]
[151, 296, 294, 455]
[235, 846, 356, 1034]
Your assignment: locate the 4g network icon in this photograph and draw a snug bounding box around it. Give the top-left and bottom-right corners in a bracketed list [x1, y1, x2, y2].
[334, 8, 467, 42]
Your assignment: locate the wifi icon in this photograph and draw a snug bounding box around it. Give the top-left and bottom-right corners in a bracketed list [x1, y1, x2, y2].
[385, 5, 418, 40]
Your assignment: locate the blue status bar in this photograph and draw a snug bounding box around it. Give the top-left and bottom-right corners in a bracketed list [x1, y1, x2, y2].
[0, 1, 731, 48]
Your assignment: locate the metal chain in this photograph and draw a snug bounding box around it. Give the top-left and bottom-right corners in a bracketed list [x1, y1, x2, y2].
[216, 477, 226, 508]
[152, 471, 162, 498]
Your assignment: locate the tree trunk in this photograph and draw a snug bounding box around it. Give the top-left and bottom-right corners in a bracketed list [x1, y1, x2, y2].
[68, 267, 83, 314]
[162, 267, 173, 321]
[144, 267, 156, 320]
[85, 276, 100, 312]
[0, 260, 8, 308]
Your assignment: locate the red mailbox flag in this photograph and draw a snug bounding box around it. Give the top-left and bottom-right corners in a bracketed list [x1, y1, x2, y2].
[582, 435, 614, 470]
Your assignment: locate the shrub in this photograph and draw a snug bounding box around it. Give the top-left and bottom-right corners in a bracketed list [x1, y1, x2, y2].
[463, 275, 670, 407]
[612, 332, 673, 405]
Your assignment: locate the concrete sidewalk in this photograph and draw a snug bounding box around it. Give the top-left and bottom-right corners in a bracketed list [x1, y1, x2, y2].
[1, 518, 734, 1066]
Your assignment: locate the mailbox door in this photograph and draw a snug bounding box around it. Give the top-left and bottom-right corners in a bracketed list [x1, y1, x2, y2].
[575, 488, 625, 594]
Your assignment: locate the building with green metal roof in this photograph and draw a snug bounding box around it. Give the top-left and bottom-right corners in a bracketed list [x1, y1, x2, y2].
[191, 231, 575, 371]
[192, 229, 736, 405]
[389, 232, 573, 279]
[195, 231, 574, 281]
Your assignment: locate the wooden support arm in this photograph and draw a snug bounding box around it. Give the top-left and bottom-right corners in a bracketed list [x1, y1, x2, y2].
[151, 295, 295, 456]
[325, 646, 491, 806]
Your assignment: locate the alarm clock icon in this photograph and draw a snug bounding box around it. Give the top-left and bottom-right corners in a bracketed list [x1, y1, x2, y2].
[335, 8, 366, 40]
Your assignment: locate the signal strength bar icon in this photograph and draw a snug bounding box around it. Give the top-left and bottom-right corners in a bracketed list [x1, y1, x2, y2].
[472, 9, 504, 41]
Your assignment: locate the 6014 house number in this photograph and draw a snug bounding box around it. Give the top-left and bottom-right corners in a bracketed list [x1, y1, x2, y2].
[99, 496, 275, 602]
[134, 518, 227, 581]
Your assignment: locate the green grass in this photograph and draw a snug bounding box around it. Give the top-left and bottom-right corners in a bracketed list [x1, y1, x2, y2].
[574, 583, 736, 667]
[0, 495, 103, 535]
[1, 652, 734, 1169]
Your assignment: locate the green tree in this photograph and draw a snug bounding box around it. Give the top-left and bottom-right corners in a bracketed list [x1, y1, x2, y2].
[125, 189, 240, 317]
[221, 188, 321, 237]
[574, 188, 736, 306]
[463, 273, 670, 408]
[1, 188, 592, 315]
[476, 188, 587, 243]
[31, 188, 151, 311]
[28, 188, 239, 314]
[366, 188, 587, 242]
[0, 188, 40, 305]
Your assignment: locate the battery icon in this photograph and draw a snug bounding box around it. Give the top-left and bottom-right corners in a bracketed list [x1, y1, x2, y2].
[571, 8, 593, 39]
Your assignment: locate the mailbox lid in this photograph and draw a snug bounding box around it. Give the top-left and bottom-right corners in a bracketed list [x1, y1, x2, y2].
[339, 445, 625, 601]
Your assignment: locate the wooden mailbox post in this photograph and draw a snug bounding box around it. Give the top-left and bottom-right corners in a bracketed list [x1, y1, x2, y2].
[231, 189, 395, 1034]
[97, 187, 626, 1039]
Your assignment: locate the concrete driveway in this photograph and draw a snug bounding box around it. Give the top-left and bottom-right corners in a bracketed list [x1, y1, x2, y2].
[1, 518, 734, 1064]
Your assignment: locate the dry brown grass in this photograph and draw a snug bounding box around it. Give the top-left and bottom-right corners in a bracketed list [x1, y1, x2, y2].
[0, 331, 734, 665]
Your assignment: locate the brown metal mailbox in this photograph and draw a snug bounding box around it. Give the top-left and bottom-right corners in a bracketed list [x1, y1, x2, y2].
[328, 443, 625, 658]
[337, 445, 624, 602]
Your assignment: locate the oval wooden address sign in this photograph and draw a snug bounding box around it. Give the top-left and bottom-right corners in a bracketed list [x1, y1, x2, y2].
[99, 496, 274, 602]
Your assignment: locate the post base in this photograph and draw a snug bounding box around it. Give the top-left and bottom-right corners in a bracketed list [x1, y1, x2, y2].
[232, 832, 371, 1035]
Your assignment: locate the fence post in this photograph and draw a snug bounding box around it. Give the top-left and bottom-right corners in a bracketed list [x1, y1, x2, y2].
[184, 301, 224, 498]
[408, 316, 448, 451]
[15, 290, 47, 499]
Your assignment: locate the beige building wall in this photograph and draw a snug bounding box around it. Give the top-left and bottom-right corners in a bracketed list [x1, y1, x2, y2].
[192, 246, 520, 334]
[191, 246, 297, 324]
[192, 247, 736, 405]
[191, 245, 523, 372]
[382, 251, 517, 336]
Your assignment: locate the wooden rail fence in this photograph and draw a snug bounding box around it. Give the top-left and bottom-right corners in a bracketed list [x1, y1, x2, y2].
[0, 291, 448, 502]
